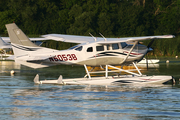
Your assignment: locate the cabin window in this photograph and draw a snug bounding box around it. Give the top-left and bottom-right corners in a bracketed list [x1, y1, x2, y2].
[75, 46, 83, 51]
[112, 43, 119, 50]
[87, 47, 93, 52]
[96, 46, 104, 51]
[106, 44, 110, 50]
[120, 42, 127, 48]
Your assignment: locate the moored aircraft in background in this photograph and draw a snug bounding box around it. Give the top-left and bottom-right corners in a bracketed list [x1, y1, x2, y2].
[0, 37, 12, 49]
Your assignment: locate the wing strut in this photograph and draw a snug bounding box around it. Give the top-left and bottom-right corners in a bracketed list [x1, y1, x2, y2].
[83, 64, 142, 80]
[132, 62, 142, 76]
[120, 41, 138, 64]
[84, 64, 91, 79]
[99, 33, 107, 41]
[89, 33, 97, 42]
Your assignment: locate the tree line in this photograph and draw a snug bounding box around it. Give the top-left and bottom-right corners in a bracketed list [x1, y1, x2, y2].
[0, 0, 180, 56]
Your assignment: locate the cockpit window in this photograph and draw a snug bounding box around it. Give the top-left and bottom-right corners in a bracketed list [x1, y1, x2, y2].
[96, 46, 104, 51]
[69, 45, 79, 50]
[120, 42, 127, 48]
[87, 47, 93, 52]
[75, 46, 83, 51]
[112, 43, 119, 50]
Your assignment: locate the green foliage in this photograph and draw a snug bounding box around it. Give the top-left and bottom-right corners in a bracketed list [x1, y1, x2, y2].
[0, 0, 179, 56]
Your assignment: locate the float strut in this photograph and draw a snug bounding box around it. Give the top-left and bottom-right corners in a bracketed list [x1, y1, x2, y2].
[105, 65, 108, 78]
[133, 62, 142, 76]
[84, 64, 91, 79]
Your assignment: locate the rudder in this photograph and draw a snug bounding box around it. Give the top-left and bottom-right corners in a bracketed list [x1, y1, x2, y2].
[5, 23, 38, 47]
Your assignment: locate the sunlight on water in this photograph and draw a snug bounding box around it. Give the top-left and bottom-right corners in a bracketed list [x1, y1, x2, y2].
[0, 60, 180, 119]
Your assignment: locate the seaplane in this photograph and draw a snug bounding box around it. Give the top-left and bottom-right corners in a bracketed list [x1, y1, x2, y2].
[5, 23, 175, 85]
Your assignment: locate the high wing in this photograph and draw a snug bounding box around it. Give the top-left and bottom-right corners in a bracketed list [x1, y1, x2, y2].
[42, 34, 97, 43]
[42, 34, 175, 44]
[1, 37, 49, 43]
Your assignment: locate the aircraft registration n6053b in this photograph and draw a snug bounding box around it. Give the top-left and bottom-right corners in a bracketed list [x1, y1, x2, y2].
[5, 23, 175, 85]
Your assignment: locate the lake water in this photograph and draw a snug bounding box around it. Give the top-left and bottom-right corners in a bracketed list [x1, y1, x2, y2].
[0, 59, 180, 120]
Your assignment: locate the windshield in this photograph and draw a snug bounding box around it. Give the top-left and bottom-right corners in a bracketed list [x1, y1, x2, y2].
[68, 45, 79, 50]
[120, 42, 127, 49]
[75, 46, 83, 51]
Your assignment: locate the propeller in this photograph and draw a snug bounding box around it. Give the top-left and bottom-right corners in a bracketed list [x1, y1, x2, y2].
[146, 54, 148, 70]
[147, 39, 155, 48]
[146, 39, 155, 70]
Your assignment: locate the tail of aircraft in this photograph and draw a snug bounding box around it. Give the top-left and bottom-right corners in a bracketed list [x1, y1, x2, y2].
[5, 23, 56, 68]
[5, 23, 39, 57]
[5, 23, 38, 47]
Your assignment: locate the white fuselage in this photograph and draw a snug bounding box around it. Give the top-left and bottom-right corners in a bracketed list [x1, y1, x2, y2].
[28, 42, 148, 66]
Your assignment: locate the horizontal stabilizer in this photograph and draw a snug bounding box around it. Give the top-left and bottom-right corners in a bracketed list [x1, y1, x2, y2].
[26, 55, 53, 61]
[15, 60, 54, 69]
[14, 54, 55, 61]
[6, 55, 14, 60]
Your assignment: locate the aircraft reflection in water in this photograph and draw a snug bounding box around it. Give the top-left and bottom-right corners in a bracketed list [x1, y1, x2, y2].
[10, 84, 169, 119]
[5, 23, 174, 85]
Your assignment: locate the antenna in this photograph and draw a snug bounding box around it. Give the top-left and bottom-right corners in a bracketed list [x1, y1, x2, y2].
[89, 33, 97, 42]
[99, 33, 107, 41]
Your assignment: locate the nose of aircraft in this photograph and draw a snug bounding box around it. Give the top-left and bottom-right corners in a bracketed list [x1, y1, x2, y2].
[147, 47, 153, 52]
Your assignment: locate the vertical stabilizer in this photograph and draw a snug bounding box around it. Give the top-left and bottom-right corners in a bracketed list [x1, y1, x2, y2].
[5, 23, 38, 47]
[5, 23, 39, 58]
